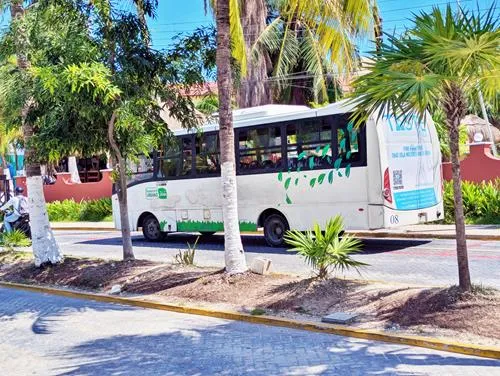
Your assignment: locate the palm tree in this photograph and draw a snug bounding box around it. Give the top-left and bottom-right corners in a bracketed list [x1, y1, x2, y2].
[252, 0, 373, 104]
[351, 5, 499, 292]
[215, 0, 248, 274]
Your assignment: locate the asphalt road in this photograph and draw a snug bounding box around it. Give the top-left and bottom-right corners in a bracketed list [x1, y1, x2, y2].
[1, 287, 499, 376]
[53, 230, 500, 287]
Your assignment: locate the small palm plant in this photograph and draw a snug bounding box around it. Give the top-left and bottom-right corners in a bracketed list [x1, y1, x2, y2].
[0, 230, 32, 252]
[284, 216, 366, 279]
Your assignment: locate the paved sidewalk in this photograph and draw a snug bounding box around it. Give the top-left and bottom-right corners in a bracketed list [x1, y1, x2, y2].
[51, 222, 500, 240]
[1, 287, 499, 376]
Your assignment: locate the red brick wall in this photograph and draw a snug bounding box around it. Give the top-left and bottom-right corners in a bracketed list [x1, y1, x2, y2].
[442, 143, 500, 183]
[16, 169, 113, 202]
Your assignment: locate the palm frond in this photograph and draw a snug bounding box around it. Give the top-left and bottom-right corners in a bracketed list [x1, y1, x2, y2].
[229, 0, 247, 76]
[252, 17, 284, 61]
[301, 25, 328, 102]
[272, 21, 300, 89]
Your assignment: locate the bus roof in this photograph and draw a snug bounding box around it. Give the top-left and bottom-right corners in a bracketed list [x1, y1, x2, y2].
[173, 99, 358, 136]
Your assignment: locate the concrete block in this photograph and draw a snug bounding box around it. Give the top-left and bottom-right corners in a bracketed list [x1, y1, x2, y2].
[321, 312, 359, 325]
[250, 258, 272, 275]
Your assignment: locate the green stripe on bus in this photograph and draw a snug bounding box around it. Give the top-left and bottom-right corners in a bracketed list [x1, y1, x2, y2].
[176, 221, 257, 232]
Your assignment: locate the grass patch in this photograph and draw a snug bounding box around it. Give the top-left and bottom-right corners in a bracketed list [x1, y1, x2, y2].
[0, 249, 32, 262]
[250, 308, 267, 316]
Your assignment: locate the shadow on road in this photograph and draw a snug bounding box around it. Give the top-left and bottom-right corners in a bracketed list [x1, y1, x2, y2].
[0, 287, 136, 335]
[75, 233, 432, 256]
[55, 329, 499, 376]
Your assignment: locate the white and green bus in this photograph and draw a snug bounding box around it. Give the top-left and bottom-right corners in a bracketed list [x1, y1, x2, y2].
[112, 100, 444, 246]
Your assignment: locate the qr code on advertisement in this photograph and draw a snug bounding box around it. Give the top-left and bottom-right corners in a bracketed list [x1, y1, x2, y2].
[393, 169, 403, 186]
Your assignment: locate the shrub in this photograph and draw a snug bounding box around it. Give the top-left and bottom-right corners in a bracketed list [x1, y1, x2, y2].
[284, 215, 367, 279]
[47, 198, 112, 222]
[443, 179, 500, 224]
[174, 236, 199, 266]
[0, 230, 31, 251]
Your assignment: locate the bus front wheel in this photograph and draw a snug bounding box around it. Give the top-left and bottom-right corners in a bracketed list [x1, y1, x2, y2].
[263, 214, 288, 247]
[142, 215, 166, 242]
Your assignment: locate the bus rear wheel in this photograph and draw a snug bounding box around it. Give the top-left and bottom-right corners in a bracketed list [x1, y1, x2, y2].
[142, 215, 166, 242]
[263, 214, 288, 247]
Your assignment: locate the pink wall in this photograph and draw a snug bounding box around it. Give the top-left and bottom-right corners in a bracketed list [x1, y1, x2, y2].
[442, 143, 500, 183]
[16, 169, 113, 202]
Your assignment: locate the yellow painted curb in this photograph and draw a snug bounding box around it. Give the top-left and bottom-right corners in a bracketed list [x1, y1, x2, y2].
[1, 281, 499, 360]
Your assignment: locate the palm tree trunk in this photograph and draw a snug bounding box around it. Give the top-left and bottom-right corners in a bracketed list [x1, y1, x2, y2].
[216, 0, 247, 274]
[10, 1, 63, 266]
[135, 0, 150, 45]
[237, 0, 271, 108]
[108, 112, 135, 261]
[443, 83, 471, 292]
[372, 2, 383, 54]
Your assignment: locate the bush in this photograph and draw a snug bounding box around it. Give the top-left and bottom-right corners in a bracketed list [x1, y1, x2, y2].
[443, 179, 500, 224]
[173, 236, 199, 266]
[0, 230, 31, 251]
[284, 215, 367, 279]
[47, 198, 112, 222]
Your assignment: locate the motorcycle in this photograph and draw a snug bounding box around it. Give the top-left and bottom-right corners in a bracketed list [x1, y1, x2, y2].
[1, 209, 32, 239]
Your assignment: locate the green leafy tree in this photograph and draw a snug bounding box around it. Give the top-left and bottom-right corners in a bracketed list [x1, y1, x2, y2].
[0, 0, 64, 266]
[350, 5, 499, 292]
[1, 0, 197, 261]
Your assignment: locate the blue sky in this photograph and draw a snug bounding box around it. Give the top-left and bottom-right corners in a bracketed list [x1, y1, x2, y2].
[148, 0, 497, 51]
[1, 0, 496, 51]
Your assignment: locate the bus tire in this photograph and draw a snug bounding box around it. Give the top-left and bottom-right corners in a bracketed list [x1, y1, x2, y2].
[200, 231, 216, 237]
[142, 215, 166, 242]
[263, 214, 289, 247]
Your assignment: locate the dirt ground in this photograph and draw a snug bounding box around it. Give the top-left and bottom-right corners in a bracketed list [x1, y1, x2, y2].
[1, 251, 499, 347]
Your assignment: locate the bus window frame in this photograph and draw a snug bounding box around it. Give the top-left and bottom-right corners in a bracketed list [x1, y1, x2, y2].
[127, 113, 367, 187]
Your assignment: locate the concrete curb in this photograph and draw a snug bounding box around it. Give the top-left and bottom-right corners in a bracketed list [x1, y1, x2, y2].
[52, 226, 117, 232]
[50, 225, 499, 241]
[1, 281, 499, 360]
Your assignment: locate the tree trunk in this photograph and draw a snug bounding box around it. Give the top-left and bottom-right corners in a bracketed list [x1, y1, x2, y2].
[11, 1, 63, 266]
[216, 0, 247, 274]
[68, 156, 81, 183]
[237, 0, 271, 108]
[135, 0, 150, 45]
[443, 83, 472, 292]
[372, 3, 383, 54]
[107, 112, 135, 260]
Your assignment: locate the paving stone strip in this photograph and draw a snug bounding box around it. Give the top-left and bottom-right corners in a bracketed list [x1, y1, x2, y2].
[1, 287, 499, 375]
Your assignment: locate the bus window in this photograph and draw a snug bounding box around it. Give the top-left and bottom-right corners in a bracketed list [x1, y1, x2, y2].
[238, 126, 282, 172]
[196, 133, 220, 175]
[160, 136, 193, 178]
[287, 119, 332, 171]
[337, 117, 361, 163]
